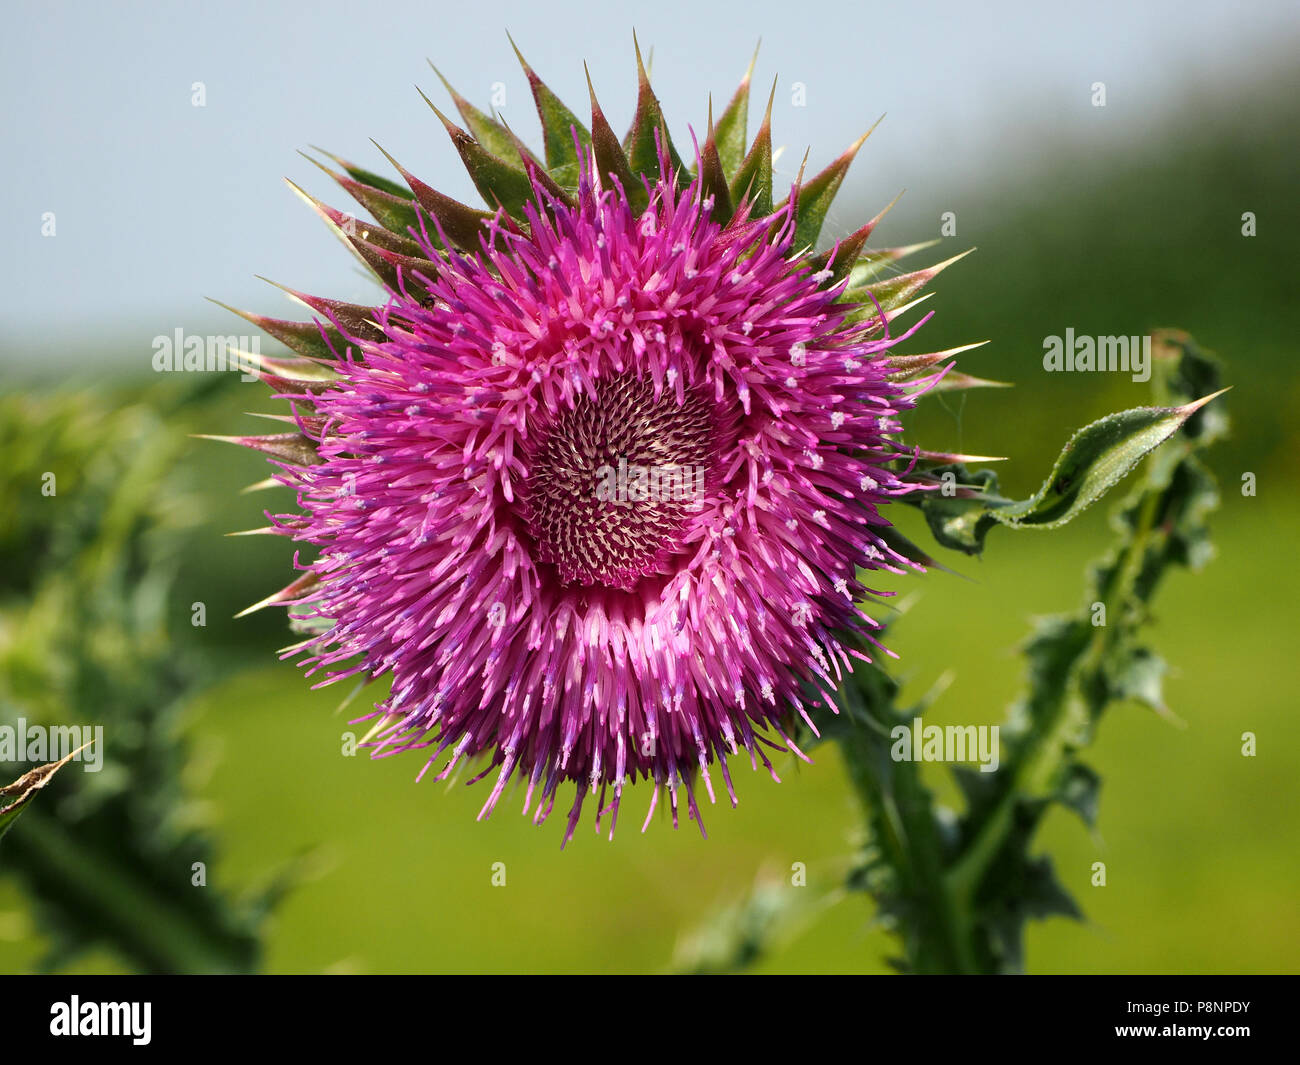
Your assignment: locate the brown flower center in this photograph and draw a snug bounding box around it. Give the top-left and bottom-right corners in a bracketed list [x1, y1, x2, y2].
[520, 373, 723, 590]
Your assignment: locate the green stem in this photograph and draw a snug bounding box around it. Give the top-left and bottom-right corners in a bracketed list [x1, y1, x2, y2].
[839, 719, 978, 974]
[946, 480, 1164, 914]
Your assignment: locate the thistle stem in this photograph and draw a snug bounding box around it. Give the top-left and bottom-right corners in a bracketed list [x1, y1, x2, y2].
[946, 477, 1164, 916]
[838, 715, 979, 974]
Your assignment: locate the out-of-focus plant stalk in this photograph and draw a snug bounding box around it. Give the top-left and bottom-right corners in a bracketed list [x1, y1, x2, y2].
[861, 332, 1226, 973]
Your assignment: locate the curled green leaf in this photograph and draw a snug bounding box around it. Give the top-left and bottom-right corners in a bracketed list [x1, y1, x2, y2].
[914, 388, 1230, 554]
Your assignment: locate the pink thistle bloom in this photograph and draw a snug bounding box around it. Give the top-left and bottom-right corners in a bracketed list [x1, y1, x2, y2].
[215, 52, 970, 844]
[274, 152, 925, 844]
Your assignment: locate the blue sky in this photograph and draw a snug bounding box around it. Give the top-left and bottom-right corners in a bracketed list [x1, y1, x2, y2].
[2, 0, 1296, 369]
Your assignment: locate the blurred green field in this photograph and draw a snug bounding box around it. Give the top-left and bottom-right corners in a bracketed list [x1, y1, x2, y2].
[2, 52, 1295, 976]
[3, 486, 1291, 974]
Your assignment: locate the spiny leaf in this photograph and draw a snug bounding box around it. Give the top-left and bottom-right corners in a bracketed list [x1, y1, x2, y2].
[286, 178, 440, 290]
[509, 34, 591, 171]
[730, 77, 775, 217]
[847, 249, 974, 315]
[714, 44, 758, 178]
[850, 240, 941, 286]
[624, 34, 686, 184]
[194, 432, 322, 467]
[698, 100, 734, 223]
[811, 191, 904, 287]
[299, 152, 421, 239]
[781, 120, 879, 252]
[230, 348, 341, 386]
[494, 117, 576, 207]
[427, 64, 522, 165]
[993, 390, 1230, 528]
[287, 176, 424, 256]
[885, 340, 990, 376]
[306, 146, 412, 199]
[1055, 763, 1102, 827]
[255, 280, 386, 344]
[370, 141, 495, 252]
[235, 572, 322, 619]
[208, 300, 346, 364]
[1103, 646, 1175, 719]
[585, 63, 640, 207]
[1019, 857, 1085, 923]
[920, 370, 1012, 393]
[419, 88, 539, 219]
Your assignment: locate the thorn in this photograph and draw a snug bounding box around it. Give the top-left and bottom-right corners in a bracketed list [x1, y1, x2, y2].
[841, 115, 883, 163]
[505, 30, 535, 81]
[742, 40, 760, 86]
[416, 85, 460, 137]
[915, 449, 1009, 464]
[240, 477, 283, 495]
[875, 290, 936, 321]
[871, 189, 906, 227]
[427, 61, 463, 103]
[242, 410, 297, 424]
[234, 573, 320, 619]
[885, 340, 991, 374]
[791, 148, 810, 190]
[296, 149, 342, 184]
[633, 30, 647, 84]
[1176, 386, 1232, 414]
[923, 370, 1014, 392]
[761, 75, 777, 129]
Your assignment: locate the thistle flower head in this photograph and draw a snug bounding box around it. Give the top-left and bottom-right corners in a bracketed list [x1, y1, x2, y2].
[219, 43, 975, 843]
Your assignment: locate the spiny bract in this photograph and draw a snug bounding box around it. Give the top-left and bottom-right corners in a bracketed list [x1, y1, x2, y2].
[215, 41, 985, 845]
